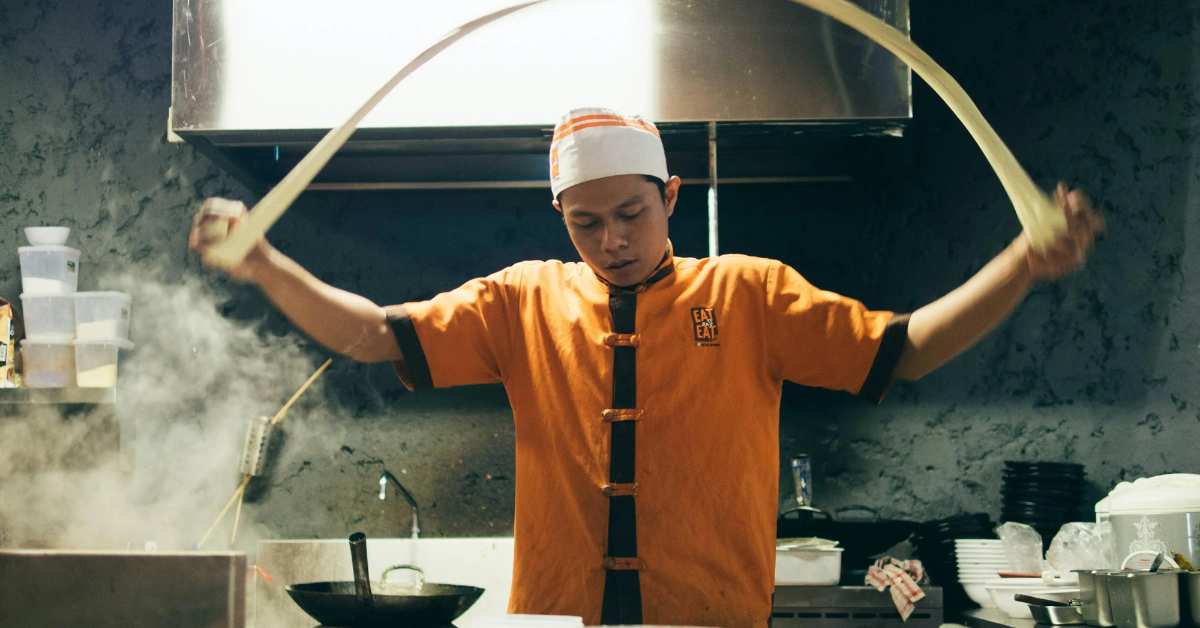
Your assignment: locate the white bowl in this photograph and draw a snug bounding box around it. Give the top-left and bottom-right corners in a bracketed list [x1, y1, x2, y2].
[24, 227, 70, 246]
[962, 582, 998, 608]
[955, 539, 1002, 544]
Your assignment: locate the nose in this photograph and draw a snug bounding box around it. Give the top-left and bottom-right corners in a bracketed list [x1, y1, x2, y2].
[600, 220, 630, 253]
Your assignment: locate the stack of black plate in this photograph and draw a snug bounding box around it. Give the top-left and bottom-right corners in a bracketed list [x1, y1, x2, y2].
[912, 513, 994, 610]
[1001, 461, 1087, 546]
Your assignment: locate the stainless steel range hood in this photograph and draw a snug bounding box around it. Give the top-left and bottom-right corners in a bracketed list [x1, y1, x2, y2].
[170, 0, 911, 192]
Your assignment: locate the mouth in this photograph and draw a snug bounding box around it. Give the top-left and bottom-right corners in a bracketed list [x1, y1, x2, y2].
[606, 259, 637, 271]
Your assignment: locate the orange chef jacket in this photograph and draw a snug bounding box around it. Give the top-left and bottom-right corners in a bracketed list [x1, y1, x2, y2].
[385, 245, 908, 628]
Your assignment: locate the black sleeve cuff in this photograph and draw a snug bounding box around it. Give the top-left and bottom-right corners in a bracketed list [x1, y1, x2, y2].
[858, 313, 910, 404]
[386, 304, 434, 390]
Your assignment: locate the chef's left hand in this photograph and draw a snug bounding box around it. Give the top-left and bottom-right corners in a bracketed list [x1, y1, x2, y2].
[1016, 182, 1106, 281]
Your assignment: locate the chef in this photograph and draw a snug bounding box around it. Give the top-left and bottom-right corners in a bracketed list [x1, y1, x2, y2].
[189, 107, 1103, 628]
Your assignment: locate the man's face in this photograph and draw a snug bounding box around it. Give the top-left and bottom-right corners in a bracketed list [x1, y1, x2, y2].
[555, 174, 681, 287]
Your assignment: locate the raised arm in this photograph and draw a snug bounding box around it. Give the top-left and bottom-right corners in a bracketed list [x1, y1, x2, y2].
[893, 183, 1105, 381]
[188, 198, 402, 363]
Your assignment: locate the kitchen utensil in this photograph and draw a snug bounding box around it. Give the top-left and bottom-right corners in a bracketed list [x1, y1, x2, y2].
[18, 245, 80, 294]
[1030, 603, 1086, 625]
[350, 532, 373, 608]
[791, 454, 813, 509]
[1123, 551, 1182, 571]
[73, 292, 132, 340]
[24, 226, 70, 246]
[238, 417, 274, 477]
[1018, 593, 1071, 606]
[286, 532, 484, 628]
[20, 293, 75, 340]
[1106, 571, 1180, 628]
[1149, 554, 1166, 572]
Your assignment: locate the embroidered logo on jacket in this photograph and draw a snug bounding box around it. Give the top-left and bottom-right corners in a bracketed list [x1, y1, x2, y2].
[691, 307, 720, 346]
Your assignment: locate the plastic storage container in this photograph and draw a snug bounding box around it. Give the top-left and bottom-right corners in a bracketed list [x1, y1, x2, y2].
[774, 546, 843, 585]
[73, 292, 131, 340]
[22, 338, 76, 387]
[20, 294, 75, 340]
[73, 338, 133, 388]
[18, 246, 80, 294]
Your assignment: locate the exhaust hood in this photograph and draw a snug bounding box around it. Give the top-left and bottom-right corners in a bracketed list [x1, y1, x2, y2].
[170, 0, 911, 192]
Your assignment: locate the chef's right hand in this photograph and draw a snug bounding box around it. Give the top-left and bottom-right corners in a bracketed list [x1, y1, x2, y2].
[188, 197, 268, 283]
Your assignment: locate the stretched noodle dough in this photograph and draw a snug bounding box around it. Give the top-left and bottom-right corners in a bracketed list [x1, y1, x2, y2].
[206, 0, 1065, 269]
[786, 0, 1066, 251]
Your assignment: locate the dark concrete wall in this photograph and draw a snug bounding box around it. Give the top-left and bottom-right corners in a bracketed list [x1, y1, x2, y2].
[0, 0, 1196, 549]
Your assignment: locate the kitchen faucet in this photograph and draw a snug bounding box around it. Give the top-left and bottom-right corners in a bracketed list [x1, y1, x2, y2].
[378, 470, 420, 539]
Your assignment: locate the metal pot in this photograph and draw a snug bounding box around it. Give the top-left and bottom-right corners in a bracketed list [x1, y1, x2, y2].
[1106, 570, 1180, 628]
[1181, 572, 1200, 628]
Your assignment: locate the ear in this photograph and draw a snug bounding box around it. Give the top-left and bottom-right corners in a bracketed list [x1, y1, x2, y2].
[552, 199, 563, 214]
[663, 176, 682, 218]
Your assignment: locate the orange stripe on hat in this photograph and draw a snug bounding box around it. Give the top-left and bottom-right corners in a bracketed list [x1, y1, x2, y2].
[551, 120, 661, 146]
[555, 113, 660, 131]
[552, 115, 659, 142]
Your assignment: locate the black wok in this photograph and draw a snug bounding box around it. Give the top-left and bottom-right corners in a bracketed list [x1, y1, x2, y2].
[286, 533, 484, 628]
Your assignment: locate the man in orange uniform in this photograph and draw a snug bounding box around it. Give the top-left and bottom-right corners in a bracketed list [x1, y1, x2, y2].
[191, 108, 1103, 627]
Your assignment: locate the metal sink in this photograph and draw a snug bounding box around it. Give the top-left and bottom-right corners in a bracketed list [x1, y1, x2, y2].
[255, 537, 514, 628]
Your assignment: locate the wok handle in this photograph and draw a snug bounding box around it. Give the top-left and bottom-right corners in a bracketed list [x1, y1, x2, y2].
[381, 564, 426, 589]
[833, 505, 880, 522]
[349, 532, 373, 607]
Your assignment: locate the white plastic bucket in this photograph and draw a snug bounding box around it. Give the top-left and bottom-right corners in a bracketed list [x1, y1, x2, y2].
[18, 246, 80, 294]
[73, 338, 134, 388]
[20, 293, 75, 340]
[21, 338, 76, 387]
[73, 292, 132, 340]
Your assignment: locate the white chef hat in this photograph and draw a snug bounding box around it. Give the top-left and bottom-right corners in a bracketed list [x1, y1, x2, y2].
[549, 107, 669, 199]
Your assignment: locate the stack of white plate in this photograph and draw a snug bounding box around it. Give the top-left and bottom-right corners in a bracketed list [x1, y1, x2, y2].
[955, 539, 1011, 608]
